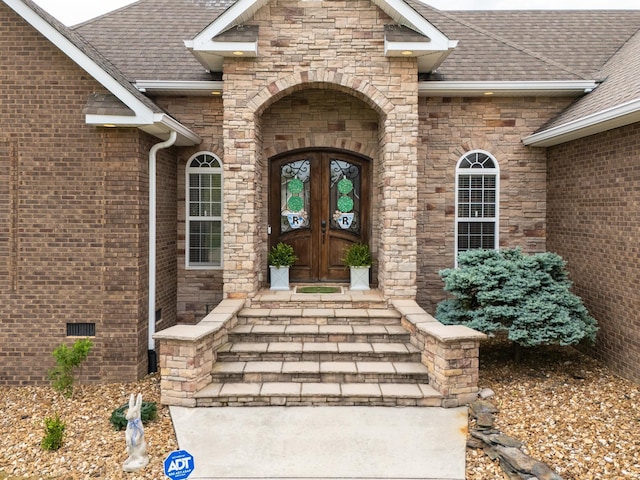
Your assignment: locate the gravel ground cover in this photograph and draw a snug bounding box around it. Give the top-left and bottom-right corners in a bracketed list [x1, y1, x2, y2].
[1, 340, 639, 479]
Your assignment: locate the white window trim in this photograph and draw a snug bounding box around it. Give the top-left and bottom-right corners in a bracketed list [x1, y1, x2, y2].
[185, 151, 224, 270]
[454, 150, 500, 266]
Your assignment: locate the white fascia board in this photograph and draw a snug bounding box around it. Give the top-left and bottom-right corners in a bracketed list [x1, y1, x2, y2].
[154, 113, 202, 146]
[523, 97, 640, 147]
[85, 114, 145, 126]
[372, 0, 454, 50]
[5, 0, 154, 123]
[419, 80, 598, 97]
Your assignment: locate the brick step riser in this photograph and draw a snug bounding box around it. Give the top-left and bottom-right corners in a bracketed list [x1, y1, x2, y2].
[217, 352, 422, 362]
[211, 372, 430, 384]
[227, 333, 411, 344]
[195, 397, 441, 407]
[237, 317, 401, 326]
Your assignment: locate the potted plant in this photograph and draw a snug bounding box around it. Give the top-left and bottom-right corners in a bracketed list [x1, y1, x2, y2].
[343, 242, 372, 291]
[268, 242, 297, 290]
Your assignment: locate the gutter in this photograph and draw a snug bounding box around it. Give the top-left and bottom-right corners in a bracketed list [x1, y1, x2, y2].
[418, 80, 597, 97]
[148, 131, 178, 371]
[523, 97, 640, 147]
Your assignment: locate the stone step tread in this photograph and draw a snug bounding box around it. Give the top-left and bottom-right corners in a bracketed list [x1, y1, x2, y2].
[231, 324, 407, 335]
[195, 381, 441, 399]
[212, 360, 429, 375]
[219, 342, 420, 354]
[238, 308, 401, 319]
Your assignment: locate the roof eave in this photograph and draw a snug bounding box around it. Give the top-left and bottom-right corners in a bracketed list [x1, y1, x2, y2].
[5, 0, 200, 145]
[523, 97, 640, 147]
[419, 80, 598, 97]
[86, 112, 202, 146]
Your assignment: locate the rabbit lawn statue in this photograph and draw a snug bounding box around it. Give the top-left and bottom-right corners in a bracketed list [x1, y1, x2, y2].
[122, 393, 149, 472]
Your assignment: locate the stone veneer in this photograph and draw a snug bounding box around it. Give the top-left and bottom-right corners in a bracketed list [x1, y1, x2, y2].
[155, 297, 485, 408]
[220, 0, 419, 300]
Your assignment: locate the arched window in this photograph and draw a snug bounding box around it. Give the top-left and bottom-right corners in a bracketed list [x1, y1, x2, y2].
[186, 152, 223, 268]
[455, 150, 499, 262]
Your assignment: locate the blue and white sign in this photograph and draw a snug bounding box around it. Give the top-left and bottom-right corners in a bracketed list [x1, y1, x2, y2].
[164, 449, 195, 480]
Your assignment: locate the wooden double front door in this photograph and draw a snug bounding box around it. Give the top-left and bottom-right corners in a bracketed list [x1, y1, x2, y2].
[269, 150, 371, 283]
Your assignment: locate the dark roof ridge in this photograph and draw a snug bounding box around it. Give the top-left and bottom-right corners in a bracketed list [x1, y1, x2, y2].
[425, 7, 592, 81]
[596, 25, 640, 76]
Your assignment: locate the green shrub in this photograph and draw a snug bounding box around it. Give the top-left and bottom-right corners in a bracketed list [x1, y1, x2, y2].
[436, 248, 598, 349]
[41, 414, 65, 451]
[342, 242, 372, 267]
[268, 242, 297, 267]
[109, 401, 158, 431]
[48, 338, 93, 398]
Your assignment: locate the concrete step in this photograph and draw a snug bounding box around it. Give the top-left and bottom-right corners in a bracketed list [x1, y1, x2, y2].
[194, 381, 443, 407]
[211, 360, 430, 384]
[228, 324, 411, 343]
[216, 341, 422, 362]
[237, 307, 401, 326]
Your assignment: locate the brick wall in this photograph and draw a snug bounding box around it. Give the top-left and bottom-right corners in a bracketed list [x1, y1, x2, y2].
[547, 123, 640, 383]
[416, 95, 572, 312]
[0, 3, 152, 385]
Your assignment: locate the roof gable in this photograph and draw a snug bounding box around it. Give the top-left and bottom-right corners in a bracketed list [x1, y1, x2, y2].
[185, 0, 457, 72]
[3, 0, 200, 145]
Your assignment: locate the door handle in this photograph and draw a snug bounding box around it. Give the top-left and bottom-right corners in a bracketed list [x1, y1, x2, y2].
[321, 220, 326, 244]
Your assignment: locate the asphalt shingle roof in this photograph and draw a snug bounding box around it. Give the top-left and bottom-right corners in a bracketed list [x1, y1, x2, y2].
[68, 1, 640, 138]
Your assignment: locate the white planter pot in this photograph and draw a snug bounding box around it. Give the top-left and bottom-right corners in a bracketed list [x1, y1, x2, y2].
[349, 266, 370, 291]
[269, 265, 291, 291]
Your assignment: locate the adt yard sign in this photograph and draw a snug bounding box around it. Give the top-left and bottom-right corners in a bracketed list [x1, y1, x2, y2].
[164, 449, 194, 479]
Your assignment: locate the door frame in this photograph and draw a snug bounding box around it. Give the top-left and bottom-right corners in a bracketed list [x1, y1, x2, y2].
[268, 148, 372, 283]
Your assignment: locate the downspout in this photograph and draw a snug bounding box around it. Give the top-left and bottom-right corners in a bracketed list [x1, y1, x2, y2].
[148, 130, 178, 372]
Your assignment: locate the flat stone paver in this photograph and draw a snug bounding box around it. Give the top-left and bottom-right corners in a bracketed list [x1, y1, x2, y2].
[230, 342, 268, 353]
[371, 342, 408, 353]
[212, 362, 246, 374]
[340, 383, 381, 397]
[259, 382, 301, 396]
[320, 361, 357, 373]
[337, 342, 373, 353]
[281, 361, 319, 374]
[379, 383, 423, 398]
[393, 362, 429, 374]
[300, 382, 341, 396]
[268, 342, 303, 352]
[357, 361, 395, 374]
[219, 383, 261, 396]
[244, 361, 282, 373]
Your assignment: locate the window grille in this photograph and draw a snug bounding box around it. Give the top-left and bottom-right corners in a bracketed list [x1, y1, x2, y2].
[186, 153, 223, 268]
[455, 150, 499, 264]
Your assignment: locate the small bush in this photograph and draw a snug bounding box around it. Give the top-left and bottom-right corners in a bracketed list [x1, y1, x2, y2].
[436, 248, 598, 349]
[41, 414, 65, 451]
[268, 242, 297, 267]
[109, 401, 158, 431]
[342, 242, 372, 267]
[48, 338, 93, 398]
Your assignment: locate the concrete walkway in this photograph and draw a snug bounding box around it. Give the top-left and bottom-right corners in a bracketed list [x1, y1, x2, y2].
[170, 406, 468, 479]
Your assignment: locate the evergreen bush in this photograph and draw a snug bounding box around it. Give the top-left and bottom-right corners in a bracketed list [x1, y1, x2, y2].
[436, 248, 598, 349]
[268, 242, 297, 268]
[109, 400, 158, 431]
